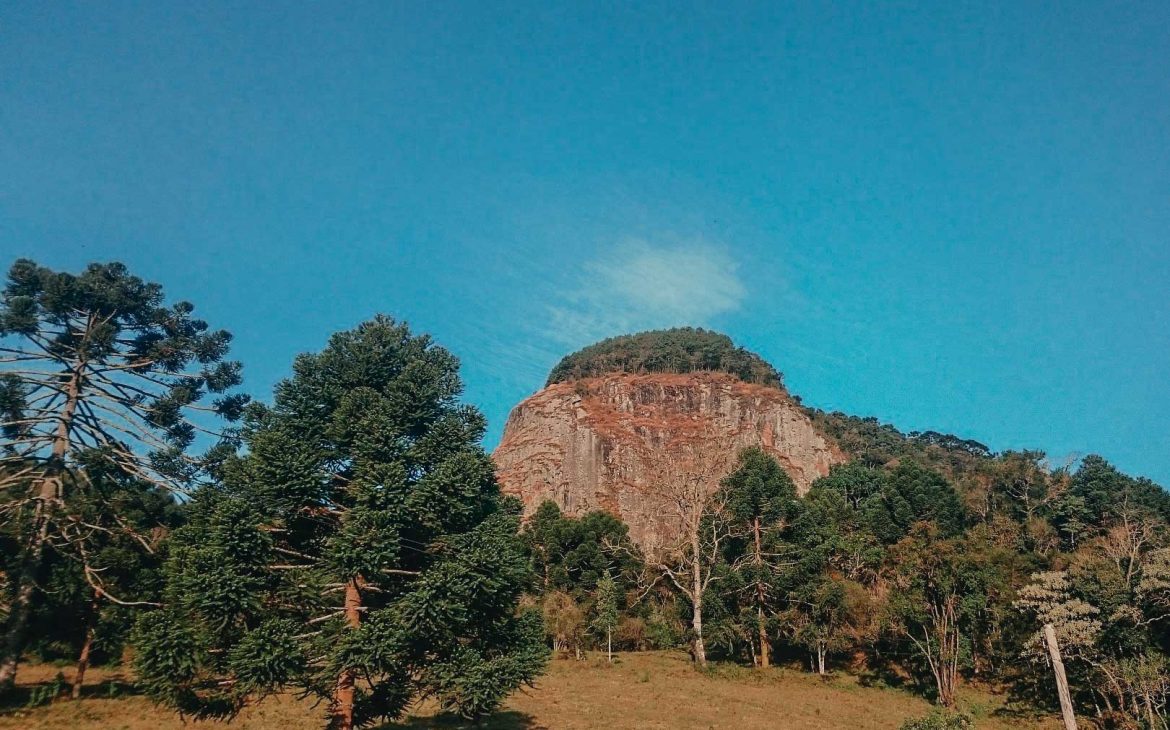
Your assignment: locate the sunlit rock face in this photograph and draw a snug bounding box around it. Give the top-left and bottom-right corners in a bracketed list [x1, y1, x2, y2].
[493, 372, 844, 552]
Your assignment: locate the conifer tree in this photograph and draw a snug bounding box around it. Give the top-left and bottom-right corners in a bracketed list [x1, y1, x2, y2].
[591, 570, 619, 663]
[134, 316, 547, 729]
[0, 259, 245, 691]
[19, 460, 181, 698]
[520, 499, 641, 600]
[720, 447, 799, 668]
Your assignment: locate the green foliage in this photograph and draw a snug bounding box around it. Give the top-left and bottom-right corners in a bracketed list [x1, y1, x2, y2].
[591, 571, 620, 657]
[0, 259, 248, 479]
[1059, 455, 1170, 535]
[879, 462, 967, 540]
[521, 500, 642, 601]
[135, 316, 547, 726]
[783, 576, 875, 671]
[19, 468, 182, 666]
[721, 447, 799, 528]
[717, 448, 800, 662]
[24, 671, 67, 708]
[886, 525, 1012, 707]
[803, 460, 965, 546]
[899, 708, 974, 730]
[0, 257, 244, 690]
[546, 328, 782, 387]
[792, 472, 885, 583]
[1014, 534, 1170, 727]
[806, 411, 991, 479]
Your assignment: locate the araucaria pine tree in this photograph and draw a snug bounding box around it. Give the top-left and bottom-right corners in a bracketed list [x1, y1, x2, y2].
[133, 316, 548, 730]
[720, 447, 799, 669]
[591, 570, 619, 663]
[0, 259, 246, 692]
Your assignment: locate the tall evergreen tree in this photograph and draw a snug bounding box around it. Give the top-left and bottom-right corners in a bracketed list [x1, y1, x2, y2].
[591, 570, 619, 663]
[0, 259, 245, 691]
[719, 447, 799, 668]
[133, 316, 547, 729]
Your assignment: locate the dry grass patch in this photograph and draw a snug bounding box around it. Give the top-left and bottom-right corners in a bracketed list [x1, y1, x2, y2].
[1, 653, 1060, 729]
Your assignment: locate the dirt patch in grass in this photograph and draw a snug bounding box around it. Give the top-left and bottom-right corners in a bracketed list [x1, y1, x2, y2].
[0, 653, 1060, 729]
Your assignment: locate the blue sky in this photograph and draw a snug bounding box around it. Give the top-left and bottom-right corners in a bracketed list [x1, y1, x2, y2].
[2, 2, 1168, 484]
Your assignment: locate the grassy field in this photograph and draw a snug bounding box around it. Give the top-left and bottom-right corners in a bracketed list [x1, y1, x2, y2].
[0, 652, 1060, 729]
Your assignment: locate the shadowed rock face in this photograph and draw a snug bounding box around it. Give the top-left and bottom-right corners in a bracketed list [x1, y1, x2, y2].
[493, 372, 845, 551]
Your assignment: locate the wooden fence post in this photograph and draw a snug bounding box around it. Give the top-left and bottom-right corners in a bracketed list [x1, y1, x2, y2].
[1043, 623, 1078, 730]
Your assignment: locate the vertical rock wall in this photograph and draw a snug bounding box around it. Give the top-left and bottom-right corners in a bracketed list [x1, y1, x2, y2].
[493, 372, 844, 551]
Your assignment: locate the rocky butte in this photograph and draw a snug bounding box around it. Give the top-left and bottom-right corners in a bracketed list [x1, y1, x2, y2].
[493, 329, 845, 553]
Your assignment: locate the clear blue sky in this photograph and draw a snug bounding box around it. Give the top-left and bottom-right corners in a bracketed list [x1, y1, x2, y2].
[2, 2, 1168, 484]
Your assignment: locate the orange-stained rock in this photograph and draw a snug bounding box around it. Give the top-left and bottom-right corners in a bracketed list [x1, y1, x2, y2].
[493, 372, 845, 551]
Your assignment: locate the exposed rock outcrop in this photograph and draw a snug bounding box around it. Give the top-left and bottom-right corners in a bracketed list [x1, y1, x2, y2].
[493, 372, 845, 552]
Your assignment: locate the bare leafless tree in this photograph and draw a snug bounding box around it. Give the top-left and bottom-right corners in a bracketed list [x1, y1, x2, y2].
[637, 431, 737, 668]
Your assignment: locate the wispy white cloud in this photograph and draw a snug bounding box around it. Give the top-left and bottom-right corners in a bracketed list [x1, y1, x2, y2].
[463, 236, 750, 413]
[545, 237, 747, 348]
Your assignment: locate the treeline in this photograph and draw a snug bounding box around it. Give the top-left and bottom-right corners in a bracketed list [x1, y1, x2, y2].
[519, 445, 1170, 727]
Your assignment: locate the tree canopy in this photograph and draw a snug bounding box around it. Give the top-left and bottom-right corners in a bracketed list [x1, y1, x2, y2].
[546, 328, 782, 388]
[133, 316, 547, 729]
[0, 258, 245, 691]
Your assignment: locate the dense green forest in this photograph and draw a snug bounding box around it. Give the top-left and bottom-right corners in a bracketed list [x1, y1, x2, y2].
[2, 260, 1169, 730]
[546, 327, 783, 388]
[523, 445, 1170, 728]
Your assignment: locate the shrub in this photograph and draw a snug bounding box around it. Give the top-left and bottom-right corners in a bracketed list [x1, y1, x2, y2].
[899, 709, 975, 730]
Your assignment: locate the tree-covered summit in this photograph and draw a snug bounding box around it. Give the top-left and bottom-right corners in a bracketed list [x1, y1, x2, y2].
[546, 328, 783, 388]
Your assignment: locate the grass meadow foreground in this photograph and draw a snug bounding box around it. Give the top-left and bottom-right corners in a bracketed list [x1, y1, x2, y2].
[1, 652, 1061, 730]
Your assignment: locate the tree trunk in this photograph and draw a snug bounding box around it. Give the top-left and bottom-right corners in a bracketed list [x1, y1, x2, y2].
[0, 367, 80, 693]
[926, 607, 960, 709]
[607, 628, 612, 664]
[330, 579, 363, 730]
[71, 595, 100, 700]
[817, 642, 826, 675]
[1043, 624, 1078, 730]
[937, 663, 956, 708]
[691, 534, 707, 668]
[0, 557, 40, 692]
[692, 597, 706, 668]
[0, 480, 63, 691]
[935, 651, 957, 708]
[753, 517, 769, 669]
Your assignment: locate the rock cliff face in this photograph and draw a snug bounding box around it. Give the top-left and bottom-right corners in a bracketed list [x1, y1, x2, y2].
[493, 372, 845, 552]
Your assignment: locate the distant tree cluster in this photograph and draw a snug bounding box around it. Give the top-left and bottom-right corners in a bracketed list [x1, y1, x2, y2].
[545, 328, 783, 388]
[519, 436, 1170, 728]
